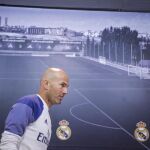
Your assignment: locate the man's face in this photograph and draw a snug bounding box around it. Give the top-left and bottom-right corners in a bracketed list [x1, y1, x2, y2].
[47, 74, 69, 105]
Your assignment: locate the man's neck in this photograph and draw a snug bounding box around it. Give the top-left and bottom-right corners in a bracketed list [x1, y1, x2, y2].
[37, 93, 52, 109]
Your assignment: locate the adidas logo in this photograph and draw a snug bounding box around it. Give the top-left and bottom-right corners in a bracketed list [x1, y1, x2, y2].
[44, 119, 48, 125]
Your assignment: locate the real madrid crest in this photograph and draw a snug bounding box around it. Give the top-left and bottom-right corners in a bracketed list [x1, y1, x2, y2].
[56, 120, 71, 140]
[134, 121, 149, 142]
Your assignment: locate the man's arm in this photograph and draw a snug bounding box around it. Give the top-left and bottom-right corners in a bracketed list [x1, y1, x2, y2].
[0, 102, 34, 150]
[0, 131, 21, 150]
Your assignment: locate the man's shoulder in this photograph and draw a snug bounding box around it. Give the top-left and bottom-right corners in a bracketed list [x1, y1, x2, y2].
[16, 94, 44, 120]
[17, 94, 37, 104]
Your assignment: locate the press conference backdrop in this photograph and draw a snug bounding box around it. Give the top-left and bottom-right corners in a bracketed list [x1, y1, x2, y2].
[0, 5, 150, 150]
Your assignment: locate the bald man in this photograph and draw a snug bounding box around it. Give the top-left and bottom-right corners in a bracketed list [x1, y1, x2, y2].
[0, 68, 69, 150]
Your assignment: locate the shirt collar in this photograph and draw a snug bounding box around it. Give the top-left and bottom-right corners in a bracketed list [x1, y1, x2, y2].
[36, 94, 49, 110]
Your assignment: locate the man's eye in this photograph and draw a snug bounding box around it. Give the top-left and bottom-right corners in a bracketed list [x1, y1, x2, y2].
[60, 83, 65, 87]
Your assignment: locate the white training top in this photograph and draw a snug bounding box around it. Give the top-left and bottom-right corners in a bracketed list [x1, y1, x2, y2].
[0, 94, 51, 150]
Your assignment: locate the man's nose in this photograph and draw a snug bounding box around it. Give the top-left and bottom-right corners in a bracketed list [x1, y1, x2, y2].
[63, 87, 68, 94]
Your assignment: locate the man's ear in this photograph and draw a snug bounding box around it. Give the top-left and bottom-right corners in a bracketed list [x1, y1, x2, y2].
[43, 80, 49, 90]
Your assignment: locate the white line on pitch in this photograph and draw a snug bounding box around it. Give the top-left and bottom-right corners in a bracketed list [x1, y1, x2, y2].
[81, 57, 122, 75]
[70, 102, 121, 130]
[38, 59, 49, 68]
[74, 88, 150, 150]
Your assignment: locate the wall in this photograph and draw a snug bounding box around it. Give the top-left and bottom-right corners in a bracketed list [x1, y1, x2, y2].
[0, 0, 150, 12]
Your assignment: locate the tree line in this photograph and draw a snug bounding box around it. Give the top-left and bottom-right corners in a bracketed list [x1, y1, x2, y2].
[86, 26, 150, 65]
